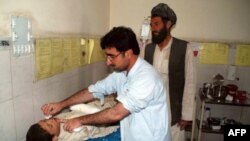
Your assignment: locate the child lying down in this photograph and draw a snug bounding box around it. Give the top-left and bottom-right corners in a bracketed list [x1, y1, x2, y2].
[26, 95, 119, 141]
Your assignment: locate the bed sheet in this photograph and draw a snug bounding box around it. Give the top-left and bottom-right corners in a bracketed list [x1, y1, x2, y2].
[87, 127, 120, 141]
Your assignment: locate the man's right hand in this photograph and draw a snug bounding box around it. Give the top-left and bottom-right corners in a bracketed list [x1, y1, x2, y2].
[41, 103, 62, 116]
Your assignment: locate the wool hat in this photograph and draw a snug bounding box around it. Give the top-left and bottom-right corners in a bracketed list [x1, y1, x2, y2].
[151, 3, 177, 25]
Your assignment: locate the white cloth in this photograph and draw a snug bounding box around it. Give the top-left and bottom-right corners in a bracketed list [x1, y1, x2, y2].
[171, 124, 185, 141]
[70, 104, 100, 114]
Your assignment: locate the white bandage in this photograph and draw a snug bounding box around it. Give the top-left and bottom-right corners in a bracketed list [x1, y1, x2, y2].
[44, 115, 52, 119]
[70, 104, 100, 114]
[73, 126, 84, 132]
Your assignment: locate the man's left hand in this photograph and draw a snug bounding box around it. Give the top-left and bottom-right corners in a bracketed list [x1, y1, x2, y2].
[177, 120, 192, 130]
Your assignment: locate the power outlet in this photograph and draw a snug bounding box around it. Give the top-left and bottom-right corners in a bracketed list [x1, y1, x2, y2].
[0, 40, 10, 46]
[0, 37, 10, 47]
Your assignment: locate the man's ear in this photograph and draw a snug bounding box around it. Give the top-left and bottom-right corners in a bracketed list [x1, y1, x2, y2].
[52, 136, 58, 141]
[167, 20, 172, 29]
[125, 49, 133, 58]
[125, 50, 129, 57]
[166, 21, 172, 29]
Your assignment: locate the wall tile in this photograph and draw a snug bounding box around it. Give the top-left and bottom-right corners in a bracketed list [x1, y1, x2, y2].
[64, 74, 82, 95]
[33, 78, 48, 90]
[90, 62, 108, 83]
[11, 55, 33, 97]
[0, 100, 16, 141]
[13, 93, 34, 141]
[241, 107, 250, 124]
[0, 50, 12, 102]
[47, 80, 67, 102]
[206, 104, 242, 121]
[33, 86, 49, 121]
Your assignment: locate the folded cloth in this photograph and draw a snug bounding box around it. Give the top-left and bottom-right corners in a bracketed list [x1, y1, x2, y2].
[70, 104, 101, 114]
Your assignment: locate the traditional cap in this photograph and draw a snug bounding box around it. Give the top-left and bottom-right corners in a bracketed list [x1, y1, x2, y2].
[151, 3, 177, 25]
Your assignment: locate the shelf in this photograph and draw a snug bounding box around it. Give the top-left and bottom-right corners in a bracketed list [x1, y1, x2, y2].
[196, 119, 223, 134]
[184, 122, 193, 132]
[195, 89, 250, 141]
[199, 91, 250, 107]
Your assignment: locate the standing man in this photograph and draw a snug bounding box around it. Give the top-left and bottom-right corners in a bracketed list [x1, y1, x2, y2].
[42, 26, 171, 141]
[143, 3, 196, 141]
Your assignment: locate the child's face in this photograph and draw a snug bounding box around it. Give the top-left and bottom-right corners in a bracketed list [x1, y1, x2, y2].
[38, 118, 60, 136]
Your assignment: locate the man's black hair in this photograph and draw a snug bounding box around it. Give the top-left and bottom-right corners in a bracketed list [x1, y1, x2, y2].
[26, 123, 53, 141]
[101, 26, 140, 55]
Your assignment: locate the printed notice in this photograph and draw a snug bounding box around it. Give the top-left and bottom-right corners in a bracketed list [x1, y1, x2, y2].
[80, 38, 89, 66]
[63, 38, 72, 71]
[71, 38, 81, 68]
[88, 39, 95, 64]
[35, 36, 102, 80]
[89, 38, 105, 64]
[199, 43, 229, 64]
[51, 38, 64, 75]
[35, 39, 52, 80]
[235, 44, 250, 66]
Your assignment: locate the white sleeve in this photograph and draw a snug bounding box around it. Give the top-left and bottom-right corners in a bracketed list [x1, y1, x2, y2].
[182, 44, 197, 121]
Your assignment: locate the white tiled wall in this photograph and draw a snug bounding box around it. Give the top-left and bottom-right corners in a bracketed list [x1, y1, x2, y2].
[11, 55, 33, 98]
[13, 93, 34, 141]
[196, 47, 250, 93]
[0, 49, 109, 141]
[0, 100, 16, 141]
[0, 0, 110, 140]
[1, 48, 249, 141]
[0, 50, 12, 102]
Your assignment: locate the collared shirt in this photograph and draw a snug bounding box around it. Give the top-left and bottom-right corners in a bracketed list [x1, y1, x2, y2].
[153, 38, 172, 86]
[88, 57, 171, 141]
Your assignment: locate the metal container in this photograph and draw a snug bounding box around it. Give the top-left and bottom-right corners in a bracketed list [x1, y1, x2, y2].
[203, 83, 213, 97]
[226, 84, 238, 98]
[212, 85, 228, 100]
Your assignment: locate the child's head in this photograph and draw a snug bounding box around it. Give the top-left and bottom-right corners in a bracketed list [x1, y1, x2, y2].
[26, 118, 60, 141]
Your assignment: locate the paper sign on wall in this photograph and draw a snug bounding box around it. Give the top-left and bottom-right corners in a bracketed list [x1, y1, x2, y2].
[35, 39, 52, 79]
[199, 43, 229, 64]
[51, 38, 64, 75]
[35, 37, 105, 80]
[235, 44, 250, 66]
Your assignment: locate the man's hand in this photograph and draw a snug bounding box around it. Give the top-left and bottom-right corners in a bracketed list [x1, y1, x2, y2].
[41, 103, 63, 116]
[177, 119, 192, 130]
[61, 118, 83, 133]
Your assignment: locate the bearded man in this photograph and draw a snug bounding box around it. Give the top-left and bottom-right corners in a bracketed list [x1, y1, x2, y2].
[142, 3, 197, 141]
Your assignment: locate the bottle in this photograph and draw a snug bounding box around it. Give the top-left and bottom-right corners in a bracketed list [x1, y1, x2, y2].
[140, 17, 150, 45]
[203, 107, 211, 122]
